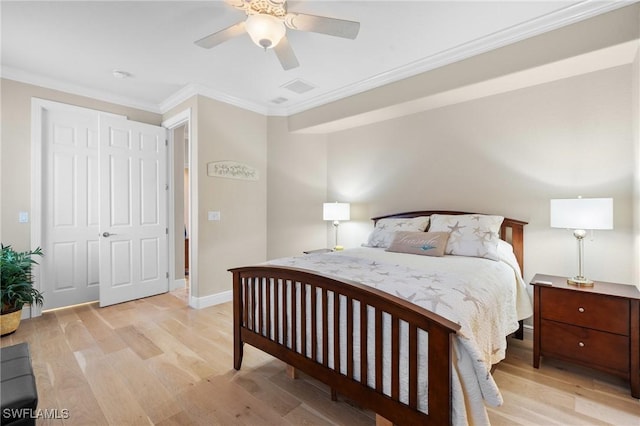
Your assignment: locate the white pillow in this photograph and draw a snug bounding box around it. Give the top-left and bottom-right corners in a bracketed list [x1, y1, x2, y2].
[364, 216, 430, 248]
[429, 214, 504, 261]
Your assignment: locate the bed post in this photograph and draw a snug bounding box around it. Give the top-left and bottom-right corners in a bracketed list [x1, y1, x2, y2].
[511, 225, 524, 274]
[233, 271, 244, 370]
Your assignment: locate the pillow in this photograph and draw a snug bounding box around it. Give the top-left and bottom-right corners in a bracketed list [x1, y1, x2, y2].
[386, 231, 450, 257]
[429, 214, 504, 261]
[364, 216, 430, 248]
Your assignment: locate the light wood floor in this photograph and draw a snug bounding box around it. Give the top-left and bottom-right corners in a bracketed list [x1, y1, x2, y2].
[2, 292, 639, 425]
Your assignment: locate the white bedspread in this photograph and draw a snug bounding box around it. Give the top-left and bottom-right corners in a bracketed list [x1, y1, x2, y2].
[268, 245, 532, 425]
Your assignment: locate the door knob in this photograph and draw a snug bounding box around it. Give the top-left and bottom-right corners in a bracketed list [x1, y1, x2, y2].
[102, 232, 116, 237]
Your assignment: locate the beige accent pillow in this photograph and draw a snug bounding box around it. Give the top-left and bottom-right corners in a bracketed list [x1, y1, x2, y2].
[386, 231, 450, 257]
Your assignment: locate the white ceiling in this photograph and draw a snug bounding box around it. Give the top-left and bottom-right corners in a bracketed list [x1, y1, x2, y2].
[1, 1, 634, 116]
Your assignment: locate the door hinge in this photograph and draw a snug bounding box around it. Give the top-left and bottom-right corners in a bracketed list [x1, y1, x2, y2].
[165, 184, 169, 190]
[166, 272, 169, 279]
[165, 139, 168, 146]
[166, 228, 168, 235]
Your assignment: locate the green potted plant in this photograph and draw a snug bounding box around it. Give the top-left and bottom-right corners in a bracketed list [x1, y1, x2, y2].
[1, 244, 44, 336]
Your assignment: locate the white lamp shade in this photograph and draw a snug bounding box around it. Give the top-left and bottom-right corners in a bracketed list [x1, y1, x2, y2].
[245, 14, 285, 49]
[323, 202, 350, 221]
[550, 198, 613, 230]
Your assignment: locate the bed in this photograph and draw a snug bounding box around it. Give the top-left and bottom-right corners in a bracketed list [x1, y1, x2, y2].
[230, 211, 532, 425]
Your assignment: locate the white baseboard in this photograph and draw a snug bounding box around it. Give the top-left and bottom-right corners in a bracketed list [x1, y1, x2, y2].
[189, 290, 232, 309]
[171, 278, 186, 291]
[21, 307, 32, 319]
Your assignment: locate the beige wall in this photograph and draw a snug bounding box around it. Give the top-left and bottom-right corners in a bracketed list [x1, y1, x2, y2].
[0, 78, 162, 251]
[324, 66, 635, 286]
[172, 124, 186, 280]
[266, 117, 327, 259]
[192, 95, 267, 297]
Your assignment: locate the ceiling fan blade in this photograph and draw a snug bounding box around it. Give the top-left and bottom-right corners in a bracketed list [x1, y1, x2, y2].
[273, 36, 299, 70]
[285, 13, 360, 39]
[194, 21, 246, 49]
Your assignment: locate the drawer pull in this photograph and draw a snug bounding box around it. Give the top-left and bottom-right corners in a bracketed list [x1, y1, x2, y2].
[578, 341, 585, 347]
[578, 307, 585, 313]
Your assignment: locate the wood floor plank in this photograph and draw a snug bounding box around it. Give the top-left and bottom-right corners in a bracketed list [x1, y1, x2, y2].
[282, 403, 337, 425]
[186, 373, 295, 426]
[136, 322, 218, 380]
[575, 395, 640, 425]
[80, 346, 151, 425]
[59, 318, 96, 352]
[46, 349, 108, 425]
[232, 369, 302, 417]
[115, 324, 164, 360]
[106, 348, 182, 423]
[269, 370, 375, 426]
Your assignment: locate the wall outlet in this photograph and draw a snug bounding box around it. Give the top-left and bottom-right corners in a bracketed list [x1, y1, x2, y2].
[208, 211, 221, 221]
[18, 211, 29, 223]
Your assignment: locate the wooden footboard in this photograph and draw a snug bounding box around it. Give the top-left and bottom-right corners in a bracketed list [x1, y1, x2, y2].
[230, 265, 461, 425]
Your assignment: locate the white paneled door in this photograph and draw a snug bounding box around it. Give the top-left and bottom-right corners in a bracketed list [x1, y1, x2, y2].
[39, 102, 168, 310]
[99, 116, 168, 307]
[42, 106, 101, 309]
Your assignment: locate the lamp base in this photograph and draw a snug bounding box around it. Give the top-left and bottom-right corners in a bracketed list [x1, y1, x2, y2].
[333, 245, 344, 251]
[567, 277, 594, 287]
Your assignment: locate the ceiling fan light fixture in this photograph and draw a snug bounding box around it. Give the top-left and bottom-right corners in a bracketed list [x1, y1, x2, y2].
[245, 13, 285, 49]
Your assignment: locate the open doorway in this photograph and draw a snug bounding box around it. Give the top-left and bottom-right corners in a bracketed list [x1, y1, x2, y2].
[163, 108, 194, 306]
[169, 123, 189, 303]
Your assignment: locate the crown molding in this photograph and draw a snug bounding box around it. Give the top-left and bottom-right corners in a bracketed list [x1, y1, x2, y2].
[0, 65, 162, 114]
[158, 83, 269, 115]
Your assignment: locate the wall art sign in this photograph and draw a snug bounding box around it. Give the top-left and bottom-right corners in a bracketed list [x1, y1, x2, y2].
[207, 161, 259, 181]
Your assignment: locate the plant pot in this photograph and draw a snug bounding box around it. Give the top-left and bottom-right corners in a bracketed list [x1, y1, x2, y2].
[1, 309, 22, 336]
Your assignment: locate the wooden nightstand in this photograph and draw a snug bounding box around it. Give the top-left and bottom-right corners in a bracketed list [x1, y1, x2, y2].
[531, 273, 640, 398]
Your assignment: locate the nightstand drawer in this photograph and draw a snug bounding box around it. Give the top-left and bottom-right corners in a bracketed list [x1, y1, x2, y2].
[540, 288, 629, 335]
[541, 319, 629, 375]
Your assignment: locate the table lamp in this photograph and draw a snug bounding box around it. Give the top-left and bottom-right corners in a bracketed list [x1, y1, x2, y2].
[550, 197, 613, 286]
[323, 202, 350, 251]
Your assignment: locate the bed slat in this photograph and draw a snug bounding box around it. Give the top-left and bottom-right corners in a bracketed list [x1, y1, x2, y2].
[301, 284, 307, 357]
[375, 309, 383, 393]
[291, 281, 297, 351]
[322, 288, 329, 367]
[409, 324, 418, 409]
[333, 293, 340, 373]
[347, 296, 354, 378]
[360, 301, 368, 386]
[391, 316, 400, 400]
[311, 285, 317, 361]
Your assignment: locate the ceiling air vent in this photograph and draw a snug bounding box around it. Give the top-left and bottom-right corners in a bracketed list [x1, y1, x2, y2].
[281, 79, 316, 94]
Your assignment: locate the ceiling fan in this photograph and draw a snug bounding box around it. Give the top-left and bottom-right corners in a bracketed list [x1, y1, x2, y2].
[195, 0, 360, 70]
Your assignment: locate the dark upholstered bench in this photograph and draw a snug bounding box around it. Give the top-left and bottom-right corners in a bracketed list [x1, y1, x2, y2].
[1, 343, 38, 426]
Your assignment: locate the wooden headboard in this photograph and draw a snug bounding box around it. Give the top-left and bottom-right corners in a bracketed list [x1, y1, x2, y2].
[371, 210, 528, 273]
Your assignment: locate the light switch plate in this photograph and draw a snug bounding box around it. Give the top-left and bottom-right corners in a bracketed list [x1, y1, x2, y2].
[208, 211, 221, 221]
[18, 211, 29, 223]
